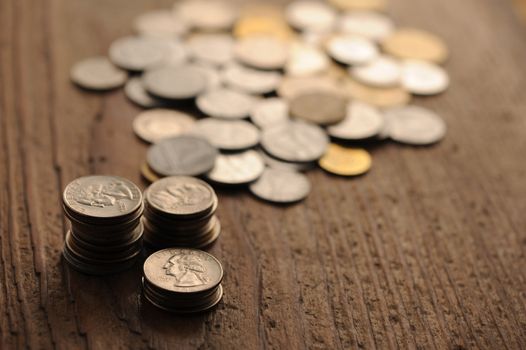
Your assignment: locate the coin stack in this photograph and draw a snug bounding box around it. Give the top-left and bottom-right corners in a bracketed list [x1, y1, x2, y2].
[62, 175, 144, 275]
[142, 176, 221, 249]
[142, 248, 224, 313]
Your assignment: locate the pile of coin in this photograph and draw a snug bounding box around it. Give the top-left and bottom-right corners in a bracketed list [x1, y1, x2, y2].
[142, 248, 224, 313]
[71, 0, 452, 205]
[142, 176, 221, 249]
[62, 176, 144, 275]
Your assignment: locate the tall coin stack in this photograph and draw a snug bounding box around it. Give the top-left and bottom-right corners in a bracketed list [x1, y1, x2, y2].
[143, 248, 224, 313]
[142, 176, 221, 249]
[62, 175, 144, 275]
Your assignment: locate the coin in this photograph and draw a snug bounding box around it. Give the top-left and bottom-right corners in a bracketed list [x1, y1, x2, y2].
[147, 135, 218, 177]
[258, 149, 315, 172]
[196, 88, 256, 119]
[221, 63, 281, 95]
[338, 11, 394, 41]
[250, 98, 289, 129]
[289, 91, 347, 125]
[145, 176, 216, 217]
[142, 65, 207, 100]
[206, 150, 265, 185]
[249, 168, 311, 203]
[159, 39, 189, 67]
[285, 0, 337, 32]
[278, 75, 342, 100]
[319, 144, 372, 176]
[109, 36, 168, 71]
[191, 118, 260, 151]
[133, 10, 188, 38]
[124, 77, 164, 108]
[286, 42, 329, 77]
[63, 175, 143, 219]
[144, 248, 223, 293]
[401, 60, 449, 95]
[234, 16, 294, 41]
[70, 57, 127, 91]
[329, 0, 387, 11]
[234, 36, 289, 70]
[384, 105, 446, 145]
[382, 28, 448, 64]
[133, 109, 195, 143]
[141, 162, 162, 183]
[175, 0, 237, 31]
[190, 62, 223, 91]
[187, 33, 234, 67]
[342, 78, 411, 108]
[350, 55, 401, 88]
[326, 35, 379, 66]
[328, 101, 384, 140]
[261, 121, 328, 162]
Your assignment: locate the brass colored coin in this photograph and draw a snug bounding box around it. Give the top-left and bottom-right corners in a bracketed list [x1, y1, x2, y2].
[342, 78, 411, 108]
[382, 28, 448, 64]
[289, 91, 347, 126]
[328, 0, 387, 11]
[319, 144, 372, 176]
[141, 162, 162, 183]
[234, 17, 294, 41]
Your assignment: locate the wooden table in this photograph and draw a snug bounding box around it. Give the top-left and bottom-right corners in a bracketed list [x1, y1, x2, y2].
[1, 0, 525, 349]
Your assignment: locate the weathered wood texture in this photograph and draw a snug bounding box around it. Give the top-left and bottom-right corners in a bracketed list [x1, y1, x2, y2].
[1, 0, 526, 349]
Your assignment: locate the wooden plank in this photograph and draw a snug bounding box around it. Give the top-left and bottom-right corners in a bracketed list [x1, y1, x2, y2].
[0, 0, 525, 349]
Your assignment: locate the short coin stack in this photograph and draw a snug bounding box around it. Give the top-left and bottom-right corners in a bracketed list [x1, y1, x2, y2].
[142, 248, 224, 313]
[62, 176, 144, 275]
[142, 176, 220, 249]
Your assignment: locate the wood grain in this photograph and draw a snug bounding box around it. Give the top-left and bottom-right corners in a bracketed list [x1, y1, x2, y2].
[1, 0, 525, 349]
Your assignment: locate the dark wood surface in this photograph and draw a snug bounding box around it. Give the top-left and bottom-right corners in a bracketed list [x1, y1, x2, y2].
[1, 0, 526, 349]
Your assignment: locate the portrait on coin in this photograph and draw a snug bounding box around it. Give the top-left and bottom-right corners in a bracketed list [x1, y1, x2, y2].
[164, 252, 210, 287]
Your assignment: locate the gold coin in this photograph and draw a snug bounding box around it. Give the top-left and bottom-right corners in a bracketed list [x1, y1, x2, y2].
[328, 0, 387, 11]
[319, 144, 372, 176]
[234, 17, 294, 41]
[342, 78, 411, 108]
[382, 28, 448, 64]
[141, 162, 161, 183]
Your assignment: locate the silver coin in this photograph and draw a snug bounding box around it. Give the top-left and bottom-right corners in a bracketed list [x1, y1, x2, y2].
[63, 175, 142, 219]
[206, 150, 265, 185]
[222, 63, 281, 95]
[234, 36, 289, 70]
[401, 60, 449, 95]
[328, 101, 384, 140]
[261, 121, 328, 162]
[286, 42, 329, 77]
[124, 77, 164, 108]
[187, 33, 234, 67]
[385, 105, 446, 145]
[189, 62, 223, 91]
[134, 10, 188, 38]
[109, 36, 168, 71]
[285, 0, 337, 32]
[159, 39, 189, 67]
[338, 11, 394, 41]
[70, 56, 127, 90]
[147, 135, 218, 176]
[258, 149, 315, 172]
[145, 176, 216, 217]
[142, 65, 207, 100]
[191, 118, 260, 151]
[133, 109, 196, 143]
[350, 55, 401, 88]
[326, 35, 379, 65]
[249, 168, 311, 203]
[175, 0, 237, 31]
[196, 88, 256, 119]
[250, 98, 289, 129]
[278, 75, 342, 100]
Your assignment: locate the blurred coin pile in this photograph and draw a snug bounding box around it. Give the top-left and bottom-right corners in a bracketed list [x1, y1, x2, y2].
[62, 176, 144, 275]
[142, 248, 224, 313]
[71, 0, 450, 205]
